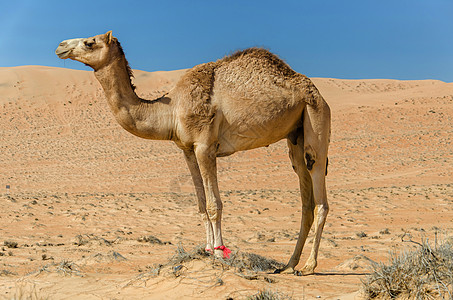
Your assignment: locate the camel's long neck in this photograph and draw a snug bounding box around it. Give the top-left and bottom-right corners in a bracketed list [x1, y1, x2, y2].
[94, 57, 175, 141]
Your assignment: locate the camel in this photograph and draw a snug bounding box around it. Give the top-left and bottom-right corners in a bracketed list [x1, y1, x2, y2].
[55, 31, 331, 275]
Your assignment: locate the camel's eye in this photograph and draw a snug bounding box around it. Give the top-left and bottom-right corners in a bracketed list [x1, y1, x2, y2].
[85, 40, 95, 48]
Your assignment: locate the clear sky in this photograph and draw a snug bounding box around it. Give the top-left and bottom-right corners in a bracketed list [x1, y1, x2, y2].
[1, 0, 452, 82]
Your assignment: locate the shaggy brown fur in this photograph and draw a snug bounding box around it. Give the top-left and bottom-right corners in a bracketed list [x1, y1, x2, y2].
[177, 47, 316, 132]
[178, 61, 218, 132]
[115, 45, 319, 111]
[113, 39, 136, 92]
[220, 47, 300, 79]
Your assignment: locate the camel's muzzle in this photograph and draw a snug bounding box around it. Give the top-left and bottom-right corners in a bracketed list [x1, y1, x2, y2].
[55, 38, 82, 59]
[55, 49, 70, 59]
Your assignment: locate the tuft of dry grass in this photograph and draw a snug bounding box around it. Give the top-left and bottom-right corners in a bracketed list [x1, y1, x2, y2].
[169, 243, 211, 265]
[0, 269, 17, 276]
[127, 243, 285, 287]
[362, 236, 453, 299]
[56, 260, 83, 276]
[224, 251, 284, 273]
[74, 234, 118, 247]
[33, 260, 84, 277]
[137, 235, 165, 245]
[166, 243, 284, 273]
[247, 289, 293, 300]
[165, 243, 285, 273]
[4, 240, 18, 248]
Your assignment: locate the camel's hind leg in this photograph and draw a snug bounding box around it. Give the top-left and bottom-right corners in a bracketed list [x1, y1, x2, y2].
[278, 100, 331, 275]
[300, 102, 331, 275]
[275, 134, 315, 274]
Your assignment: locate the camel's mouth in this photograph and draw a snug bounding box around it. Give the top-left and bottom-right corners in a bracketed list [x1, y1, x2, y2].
[55, 39, 81, 59]
[55, 49, 71, 59]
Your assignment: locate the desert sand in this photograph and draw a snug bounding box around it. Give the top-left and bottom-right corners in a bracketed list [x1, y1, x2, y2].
[0, 65, 452, 299]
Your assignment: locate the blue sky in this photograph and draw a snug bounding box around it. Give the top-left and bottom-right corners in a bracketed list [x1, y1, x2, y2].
[1, 0, 452, 81]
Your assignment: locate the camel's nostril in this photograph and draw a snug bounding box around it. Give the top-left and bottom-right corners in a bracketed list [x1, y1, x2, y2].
[59, 42, 66, 47]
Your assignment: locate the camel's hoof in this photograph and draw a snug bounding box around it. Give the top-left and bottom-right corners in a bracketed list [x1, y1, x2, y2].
[295, 267, 315, 276]
[273, 266, 295, 275]
[213, 249, 224, 259]
[214, 245, 231, 259]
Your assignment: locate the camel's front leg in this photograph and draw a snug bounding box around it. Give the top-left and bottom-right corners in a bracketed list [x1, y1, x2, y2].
[183, 150, 214, 251]
[193, 143, 227, 258]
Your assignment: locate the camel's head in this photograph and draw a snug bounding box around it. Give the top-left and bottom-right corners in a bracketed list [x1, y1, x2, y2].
[55, 31, 119, 70]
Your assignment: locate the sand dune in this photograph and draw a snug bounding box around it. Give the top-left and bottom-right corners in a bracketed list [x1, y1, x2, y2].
[0, 66, 452, 298]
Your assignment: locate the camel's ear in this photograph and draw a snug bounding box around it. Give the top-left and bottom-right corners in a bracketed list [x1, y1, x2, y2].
[105, 31, 113, 44]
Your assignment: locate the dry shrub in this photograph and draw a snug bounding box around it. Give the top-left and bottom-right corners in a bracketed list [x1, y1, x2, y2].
[138, 244, 210, 278]
[56, 260, 83, 276]
[35, 260, 84, 277]
[362, 237, 453, 299]
[4, 240, 18, 248]
[74, 234, 116, 247]
[145, 243, 284, 279]
[169, 243, 211, 265]
[125, 244, 286, 290]
[137, 235, 165, 245]
[0, 269, 17, 276]
[247, 289, 293, 300]
[168, 244, 284, 272]
[224, 251, 284, 273]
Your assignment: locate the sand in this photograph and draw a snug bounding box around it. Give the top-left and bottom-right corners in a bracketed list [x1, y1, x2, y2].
[0, 65, 452, 299]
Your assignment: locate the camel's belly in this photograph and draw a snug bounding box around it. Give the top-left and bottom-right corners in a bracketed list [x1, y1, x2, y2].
[216, 133, 281, 157]
[216, 105, 303, 156]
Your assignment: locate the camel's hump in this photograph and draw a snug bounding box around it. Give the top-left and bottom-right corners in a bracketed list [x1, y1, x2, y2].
[218, 47, 300, 79]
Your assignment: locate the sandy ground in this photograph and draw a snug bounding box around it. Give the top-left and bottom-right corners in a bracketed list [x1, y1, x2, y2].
[0, 66, 452, 299]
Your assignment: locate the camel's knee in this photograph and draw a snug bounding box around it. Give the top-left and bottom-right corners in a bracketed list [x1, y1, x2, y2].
[200, 212, 210, 222]
[317, 203, 329, 218]
[314, 203, 329, 226]
[207, 209, 222, 221]
[206, 200, 222, 221]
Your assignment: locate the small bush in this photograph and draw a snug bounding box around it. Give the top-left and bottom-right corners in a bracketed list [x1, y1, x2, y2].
[56, 260, 83, 276]
[0, 270, 17, 276]
[74, 235, 89, 246]
[4, 241, 18, 248]
[137, 235, 164, 244]
[225, 252, 284, 273]
[356, 232, 368, 238]
[247, 290, 292, 300]
[169, 244, 210, 265]
[166, 244, 285, 273]
[362, 237, 453, 299]
[380, 228, 391, 235]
